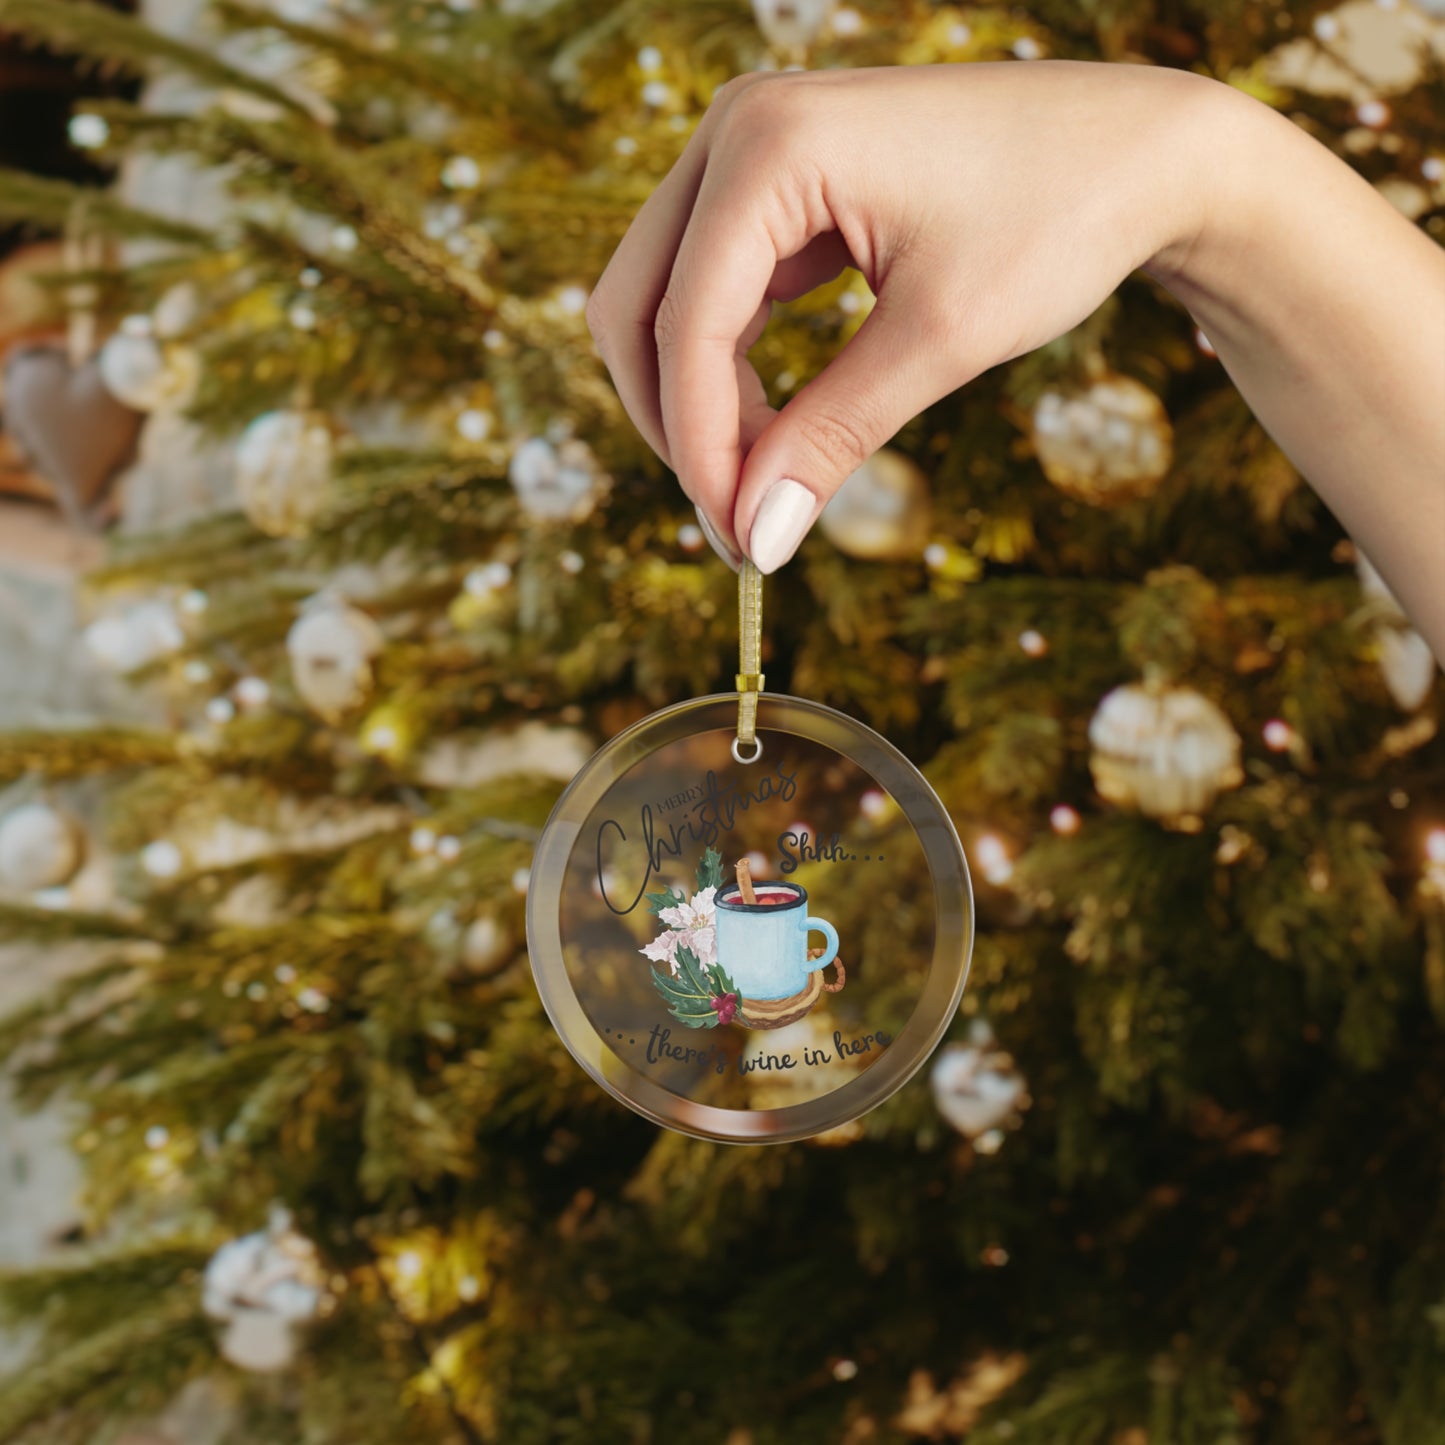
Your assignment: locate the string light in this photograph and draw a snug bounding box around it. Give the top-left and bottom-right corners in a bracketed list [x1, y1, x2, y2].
[235, 676, 270, 710]
[456, 408, 492, 442]
[1049, 804, 1080, 836]
[363, 722, 400, 754]
[298, 987, 330, 1013]
[410, 827, 437, 856]
[555, 284, 589, 316]
[465, 562, 512, 595]
[141, 841, 184, 879]
[1262, 719, 1293, 751]
[975, 834, 1013, 885]
[441, 155, 482, 189]
[1018, 629, 1048, 658]
[68, 113, 110, 149]
[436, 835, 462, 862]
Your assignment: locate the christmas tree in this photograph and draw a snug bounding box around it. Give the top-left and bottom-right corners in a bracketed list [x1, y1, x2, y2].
[1, 1, 1443, 1441]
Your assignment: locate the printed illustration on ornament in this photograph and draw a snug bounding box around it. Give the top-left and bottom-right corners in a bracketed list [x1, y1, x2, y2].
[641, 846, 846, 1032]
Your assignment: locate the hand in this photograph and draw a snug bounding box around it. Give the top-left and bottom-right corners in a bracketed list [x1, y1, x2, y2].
[584, 60, 1216, 573]
[587, 59, 1445, 666]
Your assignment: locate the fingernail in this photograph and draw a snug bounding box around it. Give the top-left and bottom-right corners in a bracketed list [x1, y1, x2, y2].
[748, 478, 815, 575]
[694, 505, 742, 571]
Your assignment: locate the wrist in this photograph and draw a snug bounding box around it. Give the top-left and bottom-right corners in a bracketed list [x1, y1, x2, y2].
[1137, 72, 1269, 297]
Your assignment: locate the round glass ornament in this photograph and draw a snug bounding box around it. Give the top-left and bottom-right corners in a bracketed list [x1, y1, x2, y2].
[527, 692, 973, 1144]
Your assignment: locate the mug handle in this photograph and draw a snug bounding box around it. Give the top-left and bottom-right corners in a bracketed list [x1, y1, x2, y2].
[802, 916, 839, 972]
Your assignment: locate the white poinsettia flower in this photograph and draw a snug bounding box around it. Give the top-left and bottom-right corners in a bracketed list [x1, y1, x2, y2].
[659, 886, 716, 932]
[688, 923, 717, 967]
[640, 930, 682, 968]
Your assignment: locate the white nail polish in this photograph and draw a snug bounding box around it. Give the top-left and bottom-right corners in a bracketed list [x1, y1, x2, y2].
[694, 505, 741, 571]
[748, 478, 815, 575]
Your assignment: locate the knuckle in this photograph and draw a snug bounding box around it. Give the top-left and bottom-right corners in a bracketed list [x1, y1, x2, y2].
[584, 288, 612, 351]
[793, 403, 875, 475]
[713, 73, 798, 149]
[652, 289, 686, 358]
[710, 70, 772, 116]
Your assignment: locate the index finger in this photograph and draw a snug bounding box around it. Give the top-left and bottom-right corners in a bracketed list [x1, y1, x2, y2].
[655, 111, 815, 547]
[585, 73, 771, 476]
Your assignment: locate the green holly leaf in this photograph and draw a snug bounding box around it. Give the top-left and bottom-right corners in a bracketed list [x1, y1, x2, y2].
[644, 886, 688, 918]
[650, 944, 726, 1028]
[704, 962, 738, 998]
[697, 847, 724, 893]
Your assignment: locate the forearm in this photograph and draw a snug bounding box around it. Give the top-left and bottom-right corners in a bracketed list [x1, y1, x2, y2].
[1141, 78, 1445, 662]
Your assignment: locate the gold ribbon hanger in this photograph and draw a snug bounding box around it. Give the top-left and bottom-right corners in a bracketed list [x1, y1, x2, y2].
[733, 559, 764, 763]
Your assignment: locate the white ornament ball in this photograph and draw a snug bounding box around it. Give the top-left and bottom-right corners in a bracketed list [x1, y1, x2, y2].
[98, 331, 199, 412]
[153, 282, 199, 339]
[752, 0, 835, 50]
[235, 411, 337, 538]
[462, 914, 512, 975]
[1032, 374, 1173, 505]
[1088, 682, 1244, 823]
[286, 598, 384, 722]
[203, 1208, 327, 1374]
[930, 1034, 1029, 1140]
[1356, 550, 1439, 710]
[507, 435, 601, 521]
[1376, 627, 1437, 711]
[0, 803, 85, 892]
[217, 1308, 300, 1373]
[84, 599, 185, 673]
[818, 447, 932, 561]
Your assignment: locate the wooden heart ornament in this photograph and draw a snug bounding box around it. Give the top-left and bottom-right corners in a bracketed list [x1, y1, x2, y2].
[2, 342, 145, 529]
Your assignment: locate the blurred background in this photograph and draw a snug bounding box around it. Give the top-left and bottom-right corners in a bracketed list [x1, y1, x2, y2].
[0, 1, 1442, 1442]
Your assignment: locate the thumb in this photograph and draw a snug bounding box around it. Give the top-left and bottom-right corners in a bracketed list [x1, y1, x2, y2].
[732, 279, 971, 575]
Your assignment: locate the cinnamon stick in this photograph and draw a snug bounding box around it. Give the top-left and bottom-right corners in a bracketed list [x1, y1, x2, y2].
[734, 857, 756, 905]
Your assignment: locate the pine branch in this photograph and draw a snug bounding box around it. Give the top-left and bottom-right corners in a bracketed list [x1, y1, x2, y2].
[0, 1266, 210, 1439]
[0, 728, 179, 784]
[212, 0, 572, 140]
[0, 0, 309, 115]
[0, 169, 212, 247]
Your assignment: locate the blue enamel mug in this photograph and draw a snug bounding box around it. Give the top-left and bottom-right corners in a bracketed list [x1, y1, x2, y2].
[714, 881, 839, 1001]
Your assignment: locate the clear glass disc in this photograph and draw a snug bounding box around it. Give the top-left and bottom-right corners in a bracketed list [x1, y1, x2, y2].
[526, 694, 974, 1143]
